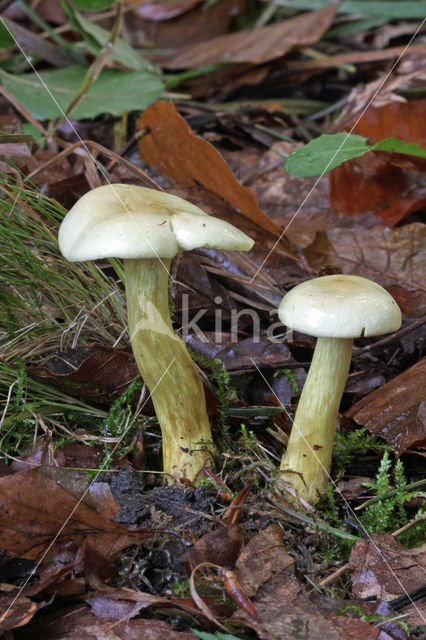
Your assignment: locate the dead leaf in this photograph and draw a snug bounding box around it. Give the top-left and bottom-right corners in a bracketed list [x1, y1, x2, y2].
[236, 524, 295, 598]
[0, 593, 44, 633]
[329, 98, 426, 226]
[303, 222, 426, 317]
[0, 466, 151, 560]
[179, 524, 245, 571]
[163, 4, 338, 67]
[233, 525, 394, 639]
[22, 603, 199, 640]
[345, 356, 426, 453]
[349, 533, 426, 601]
[129, 0, 243, 50]
[31, 345, 139, 406]
[137, 101, 296, 246]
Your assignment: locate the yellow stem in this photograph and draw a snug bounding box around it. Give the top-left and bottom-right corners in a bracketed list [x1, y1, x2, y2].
[124, 258, 213, 482]
[278, 337, 353, 504]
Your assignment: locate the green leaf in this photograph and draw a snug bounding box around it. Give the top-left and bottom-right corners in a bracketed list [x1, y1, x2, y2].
[0, 65, 164, 120]
[72, 0, 116, 9]
[284, 132, 426, 177]
[0, 20, 15, 49]
[190, 630, 242, 640]
[65, 4, 156, 71]
[275, 1, 426, 19]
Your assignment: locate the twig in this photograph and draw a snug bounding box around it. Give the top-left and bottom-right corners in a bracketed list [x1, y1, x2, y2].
[24, 138, 161, 189]
[353, 315, 426, 356]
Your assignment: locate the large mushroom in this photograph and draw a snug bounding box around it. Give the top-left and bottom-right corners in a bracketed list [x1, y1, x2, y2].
[277, 274, 402, 505]
[58, 183, 254, 482]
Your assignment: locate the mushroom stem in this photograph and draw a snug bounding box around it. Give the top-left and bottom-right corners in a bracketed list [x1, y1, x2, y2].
[124, 257, 213, 482]
[278, 337, 353, 504]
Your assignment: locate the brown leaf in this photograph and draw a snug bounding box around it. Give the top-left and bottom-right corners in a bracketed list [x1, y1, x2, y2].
[234, 525, 393, 640]
[137, 101, 296, 246]
[31, 345, 139, 406]
[349, 533, 426, 600]
[236, 524, 295, 598]
[329, 98, 426, 226]
[179, 523, 245, 571]
[130, 0, 243, 50]
[0, 466, 151, 560]
[0, 594, 43, 633]
[163, 4, 338, 67]
[345, 356, 426, 453]
[187, 335, 292, 372]
[22, 603, 199, 640]
[303, 222, 426, 317]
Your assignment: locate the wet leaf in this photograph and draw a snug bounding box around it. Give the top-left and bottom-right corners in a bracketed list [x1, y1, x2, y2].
[164, 4, 337, 67]
[328, 98, 426, 225]
[0, 466, 151, 560]
[31, 345, 139, 406]
[349, 533, 426, 600]
[345, 356, 426, 453]
[179, 524, 245, 572]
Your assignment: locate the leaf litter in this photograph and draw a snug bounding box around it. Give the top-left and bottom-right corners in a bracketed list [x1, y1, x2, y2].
[0, 2, 425, 638]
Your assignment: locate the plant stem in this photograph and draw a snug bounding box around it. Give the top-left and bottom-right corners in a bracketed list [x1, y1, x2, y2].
[278, 337, 353, 504]
[124, 258, 213, 482]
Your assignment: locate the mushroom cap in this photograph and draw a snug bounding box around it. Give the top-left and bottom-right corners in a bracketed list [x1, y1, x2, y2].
[58, 184, 254, 261]
[278, 275, 402, 338]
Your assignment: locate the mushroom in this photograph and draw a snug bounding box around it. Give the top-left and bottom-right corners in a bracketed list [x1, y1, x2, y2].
[58, 184, 254, 482]
[277, 274, 402, 505]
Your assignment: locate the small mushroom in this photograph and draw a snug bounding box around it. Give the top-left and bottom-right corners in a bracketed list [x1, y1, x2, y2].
[277, 274, 402, 505]
[58, 184, 254, 482]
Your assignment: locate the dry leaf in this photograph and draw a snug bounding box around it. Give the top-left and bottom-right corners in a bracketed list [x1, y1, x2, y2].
[349, 533, 426, 601]
[329, 98, 426, 226]
[163, 4, 338, 67]
[137, 100, 296, 246]
[345, 356, 426, 453]
[0, 466, 151, 560]
[303, 222, 426, 317]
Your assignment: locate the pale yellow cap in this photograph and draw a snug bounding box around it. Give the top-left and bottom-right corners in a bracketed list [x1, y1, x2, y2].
[278, 275, 402, 338]
[59, 184, 254, 261]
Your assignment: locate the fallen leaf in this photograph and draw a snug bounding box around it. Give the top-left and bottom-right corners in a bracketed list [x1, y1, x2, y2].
[344, 356, 426, 453]
[137, 101, 296, 246]
[235, 524, 295, 597]
[130, 0, 243, 50]
[0, 593, 43, 633]
[21, 603, 199, 640]
[329, 98, 426, 225]
[0, 466, 151, 560]
[349, 533, 426, 600]
[163, 4, 338, 67]
[303, 222, 426, 317]
[179, 524, 245, 571]
[31, 345, 139, 406]
[233, 524, 393, 639]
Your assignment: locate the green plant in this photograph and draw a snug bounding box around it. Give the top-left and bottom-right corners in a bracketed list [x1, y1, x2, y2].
[362, 452, 425, 538]
[0, 173, 126, 363]
[273, 367, 299, 393]
[284, 132, 426, 177]
[190, 630, 243, 640]
[333, 426, 391, 474]
[0, 360, 108, 461]
[190, 353, 236, 442]
[337, 604, 410, 634]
